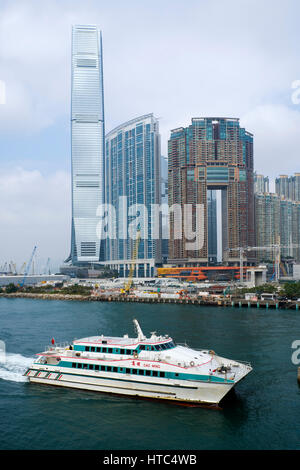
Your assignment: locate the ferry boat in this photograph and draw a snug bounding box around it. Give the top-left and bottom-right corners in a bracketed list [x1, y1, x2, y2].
[24, 320, 252, 406]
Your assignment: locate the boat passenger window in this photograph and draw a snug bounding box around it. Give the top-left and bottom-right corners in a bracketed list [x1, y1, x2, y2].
[96, 347, 101, 353]
[88, 364, 93, 370]
[102, 347, 107, 353]
[152, 371, 158, 377]
[160, 372, 165, 377]
[102, 341, 107, 344]
[77, 363, 82, 369]
[100, 366, 105, 371]
[132, 369, 137, 374]
[125, 349, 132, 355]
[85, 346, 89, 352]
[145, 370, 151, 376]
[91, 347, 95, 352]
[106, 366, 112, 372]
[125, 368, 131, 374]
[107, 348, 113, 354]
[83, 364, 88, 369]
[139, 345, 145, 350]
[120, 349, 125, 354]
[95, 365, 99, 371]
[72, 363, 76, 368]
[119, 368, 124, 372]
[175, 373, 179, 377]
[112, 367, 118, 372]
[161, 344, 167, 350]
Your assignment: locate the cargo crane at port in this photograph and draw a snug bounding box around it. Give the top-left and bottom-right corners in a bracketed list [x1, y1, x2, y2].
[20, 246, 37, 287]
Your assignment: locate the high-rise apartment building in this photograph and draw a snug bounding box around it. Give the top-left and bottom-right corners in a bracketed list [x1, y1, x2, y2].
[255, 193, 300, 262]
[275, 175, 290, 200]
[105, 114, 162, 277]
[66, 25, 105, 265]
[168, 117, 255, 266]
[275, 173, 300, 202]
[254, 172, 269, 194]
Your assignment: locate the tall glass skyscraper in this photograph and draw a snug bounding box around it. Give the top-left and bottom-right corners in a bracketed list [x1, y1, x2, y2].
[105, 114, 162, 277]
[67, 25, 105, 265]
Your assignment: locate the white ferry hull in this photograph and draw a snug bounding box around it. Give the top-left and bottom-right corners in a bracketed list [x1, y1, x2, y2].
[27, 370, 235, 405]
[26, 319, 252, 406]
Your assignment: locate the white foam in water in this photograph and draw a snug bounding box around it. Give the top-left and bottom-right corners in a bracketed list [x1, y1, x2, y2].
[0, 353, 34, 383]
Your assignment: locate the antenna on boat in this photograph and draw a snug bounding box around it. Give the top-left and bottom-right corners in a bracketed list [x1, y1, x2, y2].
[133, 319, 146, 341]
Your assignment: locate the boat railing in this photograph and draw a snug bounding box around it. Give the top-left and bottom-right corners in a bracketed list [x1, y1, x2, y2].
[45, 341, 71, 352]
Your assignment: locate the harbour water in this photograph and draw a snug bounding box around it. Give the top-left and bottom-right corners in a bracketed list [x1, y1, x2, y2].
[0, 298, 299, 450]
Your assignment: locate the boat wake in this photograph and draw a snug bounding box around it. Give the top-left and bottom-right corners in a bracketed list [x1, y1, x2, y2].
[0, 353, 34, 383]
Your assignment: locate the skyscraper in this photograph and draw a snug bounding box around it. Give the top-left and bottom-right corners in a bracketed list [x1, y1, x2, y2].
[105, 114, 162, 277]
[67, 25, 105, 265]
[275, 173, 300, 202]
[254, 172, 269, 194]
[275, 175, 290, 200]
[255, 193, 300, 263]
[168, 117, 255, 266]
[161, 155, 169, 263]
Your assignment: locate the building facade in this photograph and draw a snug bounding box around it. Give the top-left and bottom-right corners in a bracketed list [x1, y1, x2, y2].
[255, 193, 300, 262]
[67, 25, 105, 265]
[254, 172, 269, 194]
[104, 114, 162, 277]
[168, 117, 255, 266]
[161, 155, 169, 263]
[275, 173, 300, 201]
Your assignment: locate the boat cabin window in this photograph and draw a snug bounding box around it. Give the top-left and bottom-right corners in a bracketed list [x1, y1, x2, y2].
[107, 348, 113, 354]
[102, 347, 107, 353]
[152, 371, 158, 377]
[120, 349, 125, 354]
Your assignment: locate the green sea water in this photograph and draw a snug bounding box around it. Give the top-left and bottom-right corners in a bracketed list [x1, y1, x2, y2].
[0, 298, 299, 450]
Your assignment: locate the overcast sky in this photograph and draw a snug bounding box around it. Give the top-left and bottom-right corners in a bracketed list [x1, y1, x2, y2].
[0, 0, 300, 270]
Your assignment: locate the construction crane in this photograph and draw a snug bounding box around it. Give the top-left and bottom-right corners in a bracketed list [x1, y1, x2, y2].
[19, 262, 26, 275]
[20, 246, 37, 287]
[122, 230, 141, 294]
[227, 242, 300, 283]
[9, 261, 17, 275]
[44, 258, 51, 275]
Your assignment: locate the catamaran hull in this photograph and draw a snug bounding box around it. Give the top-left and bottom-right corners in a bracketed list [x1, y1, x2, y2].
[26, 370, 235, 405]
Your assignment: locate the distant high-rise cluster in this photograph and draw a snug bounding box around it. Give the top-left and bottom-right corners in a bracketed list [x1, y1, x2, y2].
[65, 25, 300, 278]
[275, 174, 300, 201]
[254, 172, 300, 263]
[254, 173, 269, 194]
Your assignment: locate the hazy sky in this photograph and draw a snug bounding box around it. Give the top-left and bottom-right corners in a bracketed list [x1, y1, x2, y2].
[0, 0, 300, 269]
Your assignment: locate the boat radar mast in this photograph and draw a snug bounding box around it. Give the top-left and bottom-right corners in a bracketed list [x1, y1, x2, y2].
[133, 319, 146, 341]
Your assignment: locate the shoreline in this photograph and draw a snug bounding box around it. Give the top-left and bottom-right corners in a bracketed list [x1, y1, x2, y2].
[1, 292, 300, 310]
